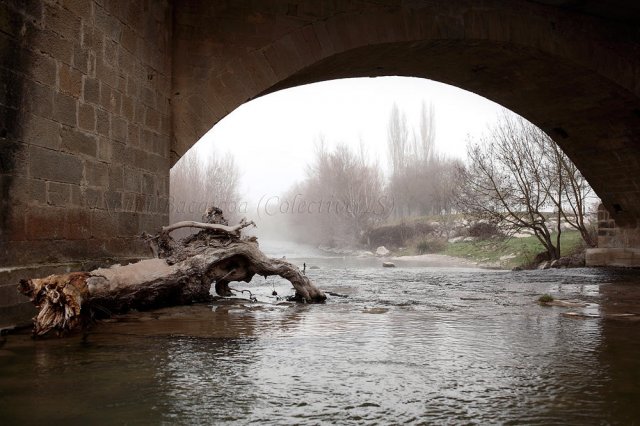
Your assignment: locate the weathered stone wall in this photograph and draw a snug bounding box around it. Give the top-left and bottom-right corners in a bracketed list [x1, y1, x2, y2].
[586, 204, 640, 267]
[597, 204, 618, 248]
[595, 204, 640, 248]
[0, 0, 172, 319]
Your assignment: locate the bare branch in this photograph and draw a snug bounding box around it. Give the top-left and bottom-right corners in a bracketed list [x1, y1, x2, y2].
[161, 219, 256, 237]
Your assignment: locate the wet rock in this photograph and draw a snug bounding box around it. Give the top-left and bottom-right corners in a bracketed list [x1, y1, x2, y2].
[382, 262, 396, 268]
[551, 257, 572, 268]
[561, 312, 599, 319]
[538, 261, 551, 270]
[309, 265, 320, 270]
[607, 313, 640, 320]
[363, 307, 389, 314]
[568, 252, 586, 267]
[533, 251, 550, 264]
[546, 299, 589, 308]
[376, 246, 390, 257]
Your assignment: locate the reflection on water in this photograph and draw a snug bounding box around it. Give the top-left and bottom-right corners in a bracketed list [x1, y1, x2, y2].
[1, 260, 640, 424]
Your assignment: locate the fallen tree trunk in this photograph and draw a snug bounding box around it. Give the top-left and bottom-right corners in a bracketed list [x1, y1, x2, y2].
[18, 211, 325, 336]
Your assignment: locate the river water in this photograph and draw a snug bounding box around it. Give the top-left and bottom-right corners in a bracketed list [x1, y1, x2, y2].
[1, 245, 640, 424]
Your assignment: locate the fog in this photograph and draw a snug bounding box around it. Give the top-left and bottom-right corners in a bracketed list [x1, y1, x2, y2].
[171, 76, 506, 240]
[198, 77, 502, 200]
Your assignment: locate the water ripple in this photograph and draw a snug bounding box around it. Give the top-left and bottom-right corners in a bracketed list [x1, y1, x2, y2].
[1, 265, 640, 424]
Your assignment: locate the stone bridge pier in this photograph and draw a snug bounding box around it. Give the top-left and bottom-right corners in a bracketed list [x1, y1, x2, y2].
[1, 0, 640, 322]
[586, 204, 640, 267]
[1, 0, 172, 322]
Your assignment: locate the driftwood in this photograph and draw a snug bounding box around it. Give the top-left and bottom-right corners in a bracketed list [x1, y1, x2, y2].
[18, 208, 326, 336]
[161, 219, 255, 237]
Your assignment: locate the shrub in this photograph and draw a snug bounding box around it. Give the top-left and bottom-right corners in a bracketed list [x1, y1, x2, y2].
[538, 294, 554, 304]
[416, 238, 446, 254]
[468, 222, 501, 239]
[364, 222, 435, 248]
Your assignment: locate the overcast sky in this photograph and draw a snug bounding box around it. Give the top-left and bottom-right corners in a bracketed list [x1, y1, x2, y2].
[188, 77, 505, 202]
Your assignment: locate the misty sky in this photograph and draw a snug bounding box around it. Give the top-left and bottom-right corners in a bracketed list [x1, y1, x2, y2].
[188, 77, 506, 202]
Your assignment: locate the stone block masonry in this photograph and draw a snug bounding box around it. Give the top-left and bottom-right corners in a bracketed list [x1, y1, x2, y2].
[2, 0, 640, 323]
[0, 0, 172, 322]
[586, 204, 640, 267]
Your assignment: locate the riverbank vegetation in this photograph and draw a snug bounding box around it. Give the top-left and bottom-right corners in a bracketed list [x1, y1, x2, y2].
[280, 104, 597, 268]
[443, 229, 585, 269]
[457, 113, 596, 260]
[362, 214, 587, 269]
[285, 102, 462, 247]
[284, 138, 387, 247]
[386, 103, 462, 217]
[170, 100, 598, 270]
[538, 294, 555, 304]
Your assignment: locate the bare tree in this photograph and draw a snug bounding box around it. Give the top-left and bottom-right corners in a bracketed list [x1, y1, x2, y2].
[418, 101, 436, 164]
[457, 113, 596, 260]
[386, 102, 458, 217]
[287, 138, 387, 247]
[543, 139, 596, 247]
[387, 103, 410, 176]
[170, 144, 241, 224]
[387, 104, 411, 217]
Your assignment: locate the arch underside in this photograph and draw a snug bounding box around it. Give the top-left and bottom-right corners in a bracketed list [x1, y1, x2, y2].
[170, 0, 640, 226]
[257, 40, 640, 226]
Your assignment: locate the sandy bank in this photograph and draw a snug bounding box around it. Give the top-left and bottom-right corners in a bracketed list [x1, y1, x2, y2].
[390, 253, 489, 269]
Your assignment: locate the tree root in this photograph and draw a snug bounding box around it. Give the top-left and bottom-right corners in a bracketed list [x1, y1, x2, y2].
[18, 211, 325, 336]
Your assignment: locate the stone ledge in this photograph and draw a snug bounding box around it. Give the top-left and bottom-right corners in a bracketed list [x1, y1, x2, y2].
[0, 302, 36, 331]
[585, 248, 640, 268]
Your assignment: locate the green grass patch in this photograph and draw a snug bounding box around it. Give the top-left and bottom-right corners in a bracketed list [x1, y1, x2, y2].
[443, 230, 584, 269]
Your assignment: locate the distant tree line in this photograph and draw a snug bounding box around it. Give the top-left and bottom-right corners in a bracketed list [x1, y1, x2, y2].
[387, 102, 462, 217]
[285, 102, 462, 247]
[285, 138, 388, 247]
[170, 102, 596, 258]
[284, 105, 596, 255]
[170, 145, 240, 225]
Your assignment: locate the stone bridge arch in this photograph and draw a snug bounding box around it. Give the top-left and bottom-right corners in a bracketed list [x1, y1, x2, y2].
[1, 0, 640, 318]
[172, 0, 640, 228]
